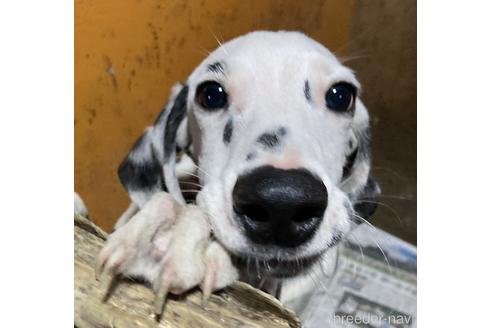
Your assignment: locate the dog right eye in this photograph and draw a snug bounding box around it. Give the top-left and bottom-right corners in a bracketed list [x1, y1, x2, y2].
[325, 82, 356, 113]
[196, 81, 228, 110]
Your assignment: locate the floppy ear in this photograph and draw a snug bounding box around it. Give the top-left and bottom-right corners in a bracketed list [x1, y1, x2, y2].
[118, 83, 189, 208]
[352, 175, 381, 222]
[340, 101, 381, 222]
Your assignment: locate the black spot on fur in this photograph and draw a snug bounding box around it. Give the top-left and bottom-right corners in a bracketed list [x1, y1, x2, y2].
[258, 133, 280, 148]
[223, 119, 233, 144]
[184, 144, 198, 163]
[117, 85, 190, 206]
[304, 80, 311, 102]
[341, 126, 371, 183]
[257, 127, 287, 149]
[163, 85, 189, 161]
[342, 147, 358, 179]
[352, 176, 380, 223]
[246, 152, 256, 161]
[207, 61, 225, 74]
[118, 140, 166, 192]
[327, 229, 343, 247]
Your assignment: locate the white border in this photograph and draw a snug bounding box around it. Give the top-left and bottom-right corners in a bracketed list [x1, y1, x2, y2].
[419, 0, 492, 327]
[1, 0, 492, 326]
[0, 1, 73, 326]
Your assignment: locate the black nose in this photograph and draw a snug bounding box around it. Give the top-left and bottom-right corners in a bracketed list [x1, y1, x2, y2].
[232, 166, 328, 247]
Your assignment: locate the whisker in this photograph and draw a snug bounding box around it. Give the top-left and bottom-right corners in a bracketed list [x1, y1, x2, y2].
[208, 27, 229, 56]
[338, 54, 370, 64]
[179, 181, 203, 188]
[355, 200, 404, 227]
[180, 189, 201, 193]
[179, 171, 201, 179]
[194, 47, 212, 58]
[349, 211, 377, 231]
[343, 234, 366, 277]
[350, 213, 394, 274]
[372, 166, 406, 181]
[217, 32, 227, 48]
[357, 243, 366, 264]
[309, 270, 328, 292]
[373, 240, 393, 274]
[378, 194, 415, 201]
[189, 162, 212, 179]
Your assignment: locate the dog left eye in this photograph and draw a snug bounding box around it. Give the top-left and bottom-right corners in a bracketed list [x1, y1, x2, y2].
[325, 82, 355, 112]
[196, 81, 228, 110]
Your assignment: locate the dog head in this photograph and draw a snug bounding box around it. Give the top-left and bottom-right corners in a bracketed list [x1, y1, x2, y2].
[118, 31, 380, 279]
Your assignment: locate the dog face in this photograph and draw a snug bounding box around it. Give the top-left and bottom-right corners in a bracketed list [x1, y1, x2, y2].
[118, 31, 380, 279]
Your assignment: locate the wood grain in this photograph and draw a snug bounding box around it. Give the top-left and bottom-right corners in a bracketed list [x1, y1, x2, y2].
[74, 214, 301, 327]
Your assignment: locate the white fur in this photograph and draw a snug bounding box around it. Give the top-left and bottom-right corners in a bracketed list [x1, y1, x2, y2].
[74, 192, 88, 218]
[99, 31, 373, 311]
[191, 31, 366, 265]
[97, 192, 238, 311]
[113, 201, 139, 230]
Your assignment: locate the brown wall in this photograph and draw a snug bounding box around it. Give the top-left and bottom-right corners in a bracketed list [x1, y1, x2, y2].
[347, 0, 417, 244]
[75, 0, 416, 244]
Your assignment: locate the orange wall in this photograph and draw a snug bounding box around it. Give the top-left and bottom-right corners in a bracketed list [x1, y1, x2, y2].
[75, 0, 355, 231]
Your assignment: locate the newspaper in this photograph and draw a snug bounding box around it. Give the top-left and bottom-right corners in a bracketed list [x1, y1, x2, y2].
[284, 224, 417, 328]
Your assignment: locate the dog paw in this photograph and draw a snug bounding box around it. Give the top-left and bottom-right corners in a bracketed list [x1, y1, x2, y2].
[95, 192, 178, 286]
[96, 192, 238, 315]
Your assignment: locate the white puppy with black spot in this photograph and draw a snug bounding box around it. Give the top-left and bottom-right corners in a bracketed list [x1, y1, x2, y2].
[97, 31, 380, 316]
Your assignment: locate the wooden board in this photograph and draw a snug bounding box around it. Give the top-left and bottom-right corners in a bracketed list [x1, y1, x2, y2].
[74, 214, 301, 327]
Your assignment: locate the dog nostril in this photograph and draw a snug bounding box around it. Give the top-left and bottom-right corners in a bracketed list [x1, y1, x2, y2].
[292, 206, 325, 223]
[234, 204, 269, 222]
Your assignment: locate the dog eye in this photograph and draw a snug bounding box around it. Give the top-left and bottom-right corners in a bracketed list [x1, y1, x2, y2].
[196, 81, 228, 110]
[325, 82, 355, 112]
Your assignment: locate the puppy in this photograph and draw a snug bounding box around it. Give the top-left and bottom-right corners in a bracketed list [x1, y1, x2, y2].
[96, 31, 380, 314]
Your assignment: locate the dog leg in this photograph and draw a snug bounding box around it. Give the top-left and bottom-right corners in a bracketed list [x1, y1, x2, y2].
[201, 241, 239, 303]
[112, 201, 139, 231]
[74, 192, 89, 218]
[96, 192, 238, 316]
[95, 192, 177, 284]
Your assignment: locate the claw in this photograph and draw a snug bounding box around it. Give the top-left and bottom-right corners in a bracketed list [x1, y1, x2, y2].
[101, 268, 119, 302]
[201, 259, 217, 305]
[96, 248, 125, 301]
[154, 280, 170, 316]
[94, 258, 106, 281]
[154, 268, 173, 316]
[96, 245, 125, 280]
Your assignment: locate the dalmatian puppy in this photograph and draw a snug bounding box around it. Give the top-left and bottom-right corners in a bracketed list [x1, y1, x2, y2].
[96, 31, 380, 315]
